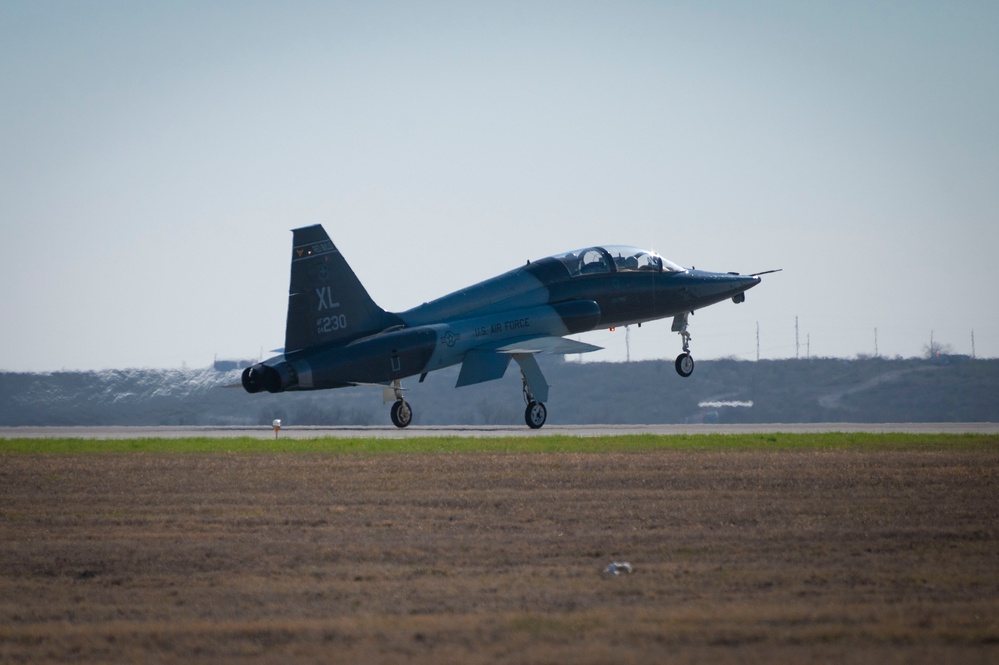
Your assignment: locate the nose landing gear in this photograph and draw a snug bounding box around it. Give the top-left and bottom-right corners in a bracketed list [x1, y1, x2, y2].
[675, 351, 694, 377]
[672, 313, 695, 378]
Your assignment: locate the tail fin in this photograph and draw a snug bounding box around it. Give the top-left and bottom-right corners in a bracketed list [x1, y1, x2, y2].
[284, 225, 399, 353]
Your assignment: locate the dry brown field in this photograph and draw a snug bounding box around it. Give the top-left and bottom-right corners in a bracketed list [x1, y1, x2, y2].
[1, 448, 997, 663]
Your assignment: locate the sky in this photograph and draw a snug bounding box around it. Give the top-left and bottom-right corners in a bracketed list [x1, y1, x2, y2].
[1, 1, 997, 372]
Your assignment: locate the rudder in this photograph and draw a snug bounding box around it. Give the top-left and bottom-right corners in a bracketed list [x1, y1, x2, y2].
[284, 225, 399, 353]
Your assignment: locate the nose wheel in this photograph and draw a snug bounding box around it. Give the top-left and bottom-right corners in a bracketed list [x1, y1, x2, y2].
[675, 352, 694, 377]
[672, 313, 695, 378]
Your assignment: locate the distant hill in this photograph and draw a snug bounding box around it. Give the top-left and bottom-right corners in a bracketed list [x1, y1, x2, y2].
[1, 356, 996, 427]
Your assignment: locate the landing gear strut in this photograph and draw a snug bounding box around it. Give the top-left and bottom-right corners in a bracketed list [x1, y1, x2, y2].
[523, 373, 547, 429]
[672, 313, 695, 378]
[386, 380, 412, 428]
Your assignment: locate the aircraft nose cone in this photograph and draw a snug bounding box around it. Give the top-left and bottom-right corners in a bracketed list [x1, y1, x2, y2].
[722, 272, 761, 292]
[682, 270, 762, 303]
[719, 273, 760, 305]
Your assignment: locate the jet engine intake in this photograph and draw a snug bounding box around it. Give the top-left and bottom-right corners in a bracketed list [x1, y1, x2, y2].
[552, 300, 602, 334]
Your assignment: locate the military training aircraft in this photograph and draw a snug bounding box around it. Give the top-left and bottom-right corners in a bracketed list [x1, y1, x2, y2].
[242, 224, 778, 428]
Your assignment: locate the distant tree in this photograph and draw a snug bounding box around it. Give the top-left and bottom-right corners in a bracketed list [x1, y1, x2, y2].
[923, 340, 954, 359]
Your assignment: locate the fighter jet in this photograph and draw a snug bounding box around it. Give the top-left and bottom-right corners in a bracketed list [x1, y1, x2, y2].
[242, 224, 778, 428]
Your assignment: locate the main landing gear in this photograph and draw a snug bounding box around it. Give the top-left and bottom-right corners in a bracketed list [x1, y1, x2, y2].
[390, 399, 412, 428]
[386, 380, 413, 428]
[383, 354, 551, 430]
[672, 313, 695, 378]
[523, 374, 547, 429]
[514, 353, 550, 429]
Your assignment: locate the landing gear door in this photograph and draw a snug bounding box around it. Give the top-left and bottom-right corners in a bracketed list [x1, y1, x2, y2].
[512, 354, 549, 403]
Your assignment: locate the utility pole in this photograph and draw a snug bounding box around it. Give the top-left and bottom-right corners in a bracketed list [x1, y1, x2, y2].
[795, 316, 799, 359]
[625, 326, 631, 362]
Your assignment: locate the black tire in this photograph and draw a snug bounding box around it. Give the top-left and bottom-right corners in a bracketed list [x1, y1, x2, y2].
[525, 401, 547, 429]
[390, 399, 413, 428]
[675, 353, 694, 377]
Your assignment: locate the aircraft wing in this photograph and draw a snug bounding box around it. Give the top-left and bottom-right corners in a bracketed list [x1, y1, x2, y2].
[455, 335, 601, 390]
[456, 349, 512, 387]
[492, 336, 602, 355]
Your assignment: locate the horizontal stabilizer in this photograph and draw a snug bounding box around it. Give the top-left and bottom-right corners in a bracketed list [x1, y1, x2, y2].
[493, 336, 602, 355]
[456, 349, 512, 388]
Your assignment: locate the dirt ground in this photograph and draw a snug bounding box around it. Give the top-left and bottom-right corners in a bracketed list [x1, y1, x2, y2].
[1, 449, 997, 664]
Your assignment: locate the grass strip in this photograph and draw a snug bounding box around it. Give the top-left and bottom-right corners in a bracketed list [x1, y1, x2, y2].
[1, 433, 997, 454]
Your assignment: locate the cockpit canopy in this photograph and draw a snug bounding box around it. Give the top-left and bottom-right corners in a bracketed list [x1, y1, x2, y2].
[553, 246, 684, 277]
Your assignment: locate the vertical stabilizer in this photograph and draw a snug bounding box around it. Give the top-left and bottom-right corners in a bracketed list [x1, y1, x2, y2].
[285, 225, 398, 353]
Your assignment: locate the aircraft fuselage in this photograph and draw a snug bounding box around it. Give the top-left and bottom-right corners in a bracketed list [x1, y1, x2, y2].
[266, 253, 758, 391]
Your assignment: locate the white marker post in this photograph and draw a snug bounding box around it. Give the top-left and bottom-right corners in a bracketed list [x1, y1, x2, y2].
[272, 419, 282, 439]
